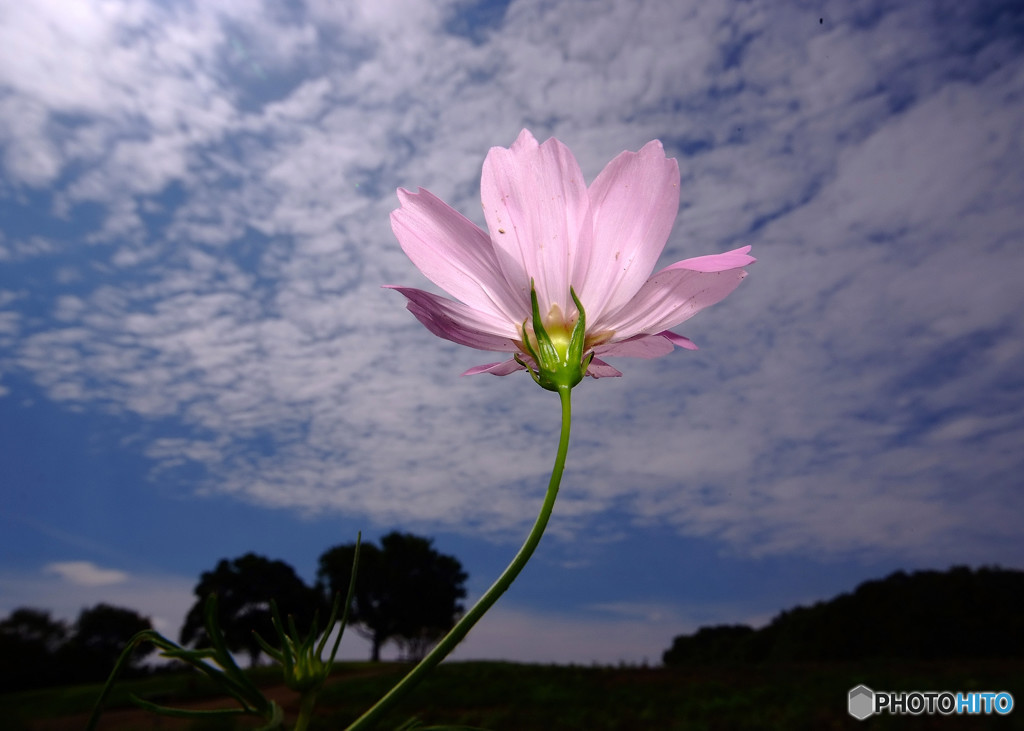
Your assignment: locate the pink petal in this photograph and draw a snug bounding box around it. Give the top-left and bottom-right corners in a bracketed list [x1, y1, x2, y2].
[672, 245, 756, 273]
[385, 286, 519, 351]
[597, 246, 753, 338]
[585, 357, 623, 378]
[594, 333, 676, 359]
[463, 359, 526, 376]
[659, 331, 698, 351]
[480, 129, 591, 318]
[390, 188, 525, 324]
[578, 140, 680, 320]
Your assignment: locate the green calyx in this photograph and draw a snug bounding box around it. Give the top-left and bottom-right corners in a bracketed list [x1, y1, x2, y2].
[516, 284, 593, 393]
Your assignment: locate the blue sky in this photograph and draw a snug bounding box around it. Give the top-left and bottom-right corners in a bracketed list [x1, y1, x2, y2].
[1, 0, 1023, 665]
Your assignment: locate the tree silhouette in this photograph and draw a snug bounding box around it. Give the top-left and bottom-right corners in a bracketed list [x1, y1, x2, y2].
[180, 553, 326, 666]
[317, 532, 468, 661]
[661, 624, 757, 666]
[0, 607, 69, 690]
[1, 604, 155, 688]
[663, 565, 1024, 666]
[61, 604, 154, 682]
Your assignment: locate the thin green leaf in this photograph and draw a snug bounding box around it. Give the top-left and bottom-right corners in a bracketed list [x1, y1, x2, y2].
[87, 629, 167, 731]
[253, 702, 286, 731]
[316, 590, 342, 658]
[202, 594, 270, 709]
[327, 531, 361, 668]
[252, 629, 287, 664]
[268, 600, 295, 676]
[131, 696, 253, 719]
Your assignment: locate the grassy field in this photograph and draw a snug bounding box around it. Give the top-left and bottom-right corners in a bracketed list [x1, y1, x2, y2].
[3, 659, 1021, 730]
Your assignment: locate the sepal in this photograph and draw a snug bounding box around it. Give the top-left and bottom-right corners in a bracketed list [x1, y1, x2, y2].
[519, 284, 590, 392]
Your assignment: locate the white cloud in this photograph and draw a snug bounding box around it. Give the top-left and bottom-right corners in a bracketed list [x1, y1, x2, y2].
[1, 0, 1023, 568]
[1, 566, 195, 638]
[44, 561, 129, 587]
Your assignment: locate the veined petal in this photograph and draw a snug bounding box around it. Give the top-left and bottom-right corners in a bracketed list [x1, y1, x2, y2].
[480, 129, 591, 318]
[578, 140, 680, 320]
[597, 246, 753, 338]
[385, 286, 519, 351]
[390, 188, 524, 324]
[594, 333, 676, 359]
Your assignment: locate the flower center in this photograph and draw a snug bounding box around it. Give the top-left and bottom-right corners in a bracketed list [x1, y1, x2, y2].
[519, 303, 572, 355]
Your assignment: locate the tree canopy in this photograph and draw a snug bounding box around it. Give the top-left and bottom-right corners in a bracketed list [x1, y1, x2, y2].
[180, 552, 326, 665]
[63, 603, 154, 680]
[0, 608, 69, 690]
[317, 531, 468, 661]
[0, 604, 152, 690]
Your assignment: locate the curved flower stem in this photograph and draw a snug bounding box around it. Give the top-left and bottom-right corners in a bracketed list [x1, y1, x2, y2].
[345, 385, 574, 731]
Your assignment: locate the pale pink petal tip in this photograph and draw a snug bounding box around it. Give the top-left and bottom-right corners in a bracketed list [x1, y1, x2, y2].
[586, 358, 623, 378]
[463, 360, 525, 377]
[385, 285, 517, 351]
[672, 245, 755, 273]
[661, 331, 699, 350]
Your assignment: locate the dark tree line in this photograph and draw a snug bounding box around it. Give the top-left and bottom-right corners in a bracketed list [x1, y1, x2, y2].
[0, 604, 153, 691]
[663, 566, 1024, 666]
[4, 531, 467, 690]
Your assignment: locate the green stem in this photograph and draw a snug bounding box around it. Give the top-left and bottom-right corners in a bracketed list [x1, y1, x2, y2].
[294, 691, 318, 731]
[345, 386, 574, 730]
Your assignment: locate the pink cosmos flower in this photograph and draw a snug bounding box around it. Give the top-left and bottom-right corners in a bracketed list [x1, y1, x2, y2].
[387, 129, 754, 380]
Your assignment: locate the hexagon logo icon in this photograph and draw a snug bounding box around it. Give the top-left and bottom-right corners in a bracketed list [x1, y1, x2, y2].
[848, 685, 874, 720]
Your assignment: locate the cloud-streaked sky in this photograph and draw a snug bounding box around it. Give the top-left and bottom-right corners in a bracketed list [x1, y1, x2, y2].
[2, 0, 1022, 664]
